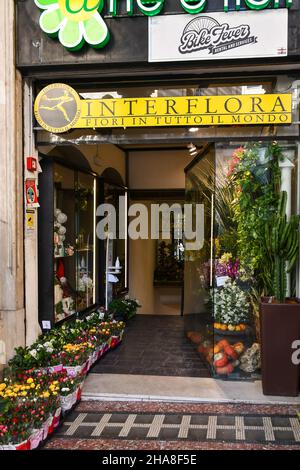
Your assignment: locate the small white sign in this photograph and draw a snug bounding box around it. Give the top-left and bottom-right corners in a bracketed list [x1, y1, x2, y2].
[149, 10, 288, 62]
[216, 276, 230, 287]
[42, 321, 51, 330]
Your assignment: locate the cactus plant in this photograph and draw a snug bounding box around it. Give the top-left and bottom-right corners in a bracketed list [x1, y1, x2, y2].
[264, 191, 300, 303]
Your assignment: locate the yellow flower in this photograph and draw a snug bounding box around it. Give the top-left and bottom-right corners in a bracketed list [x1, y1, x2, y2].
[52, 392, 58, 396]
[0, 383, 7, 391]
[31, 383, 36, 389]
[43, 392, 50, 398]
[52, 381, 59, 385]
[27, 378, 34, 384]
[21, 391, 27, 397]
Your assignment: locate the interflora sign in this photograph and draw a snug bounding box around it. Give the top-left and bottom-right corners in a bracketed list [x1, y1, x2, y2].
[34, 83, 292, 133]
[149, 10, 288, 61]
[33, 0, 293, 51]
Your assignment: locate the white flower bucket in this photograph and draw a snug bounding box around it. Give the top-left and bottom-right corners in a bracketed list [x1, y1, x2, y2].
[52, 407, 62, 429]
[47, 364, 63, 374]
[119, 329, 125, 340]
[60, 392, 76, 412]
[91, 349, 99, 364]
[64, 363, 85, 377]
[29, 428, 44, 450]
[0, 440, 30, 451]
[42, 415, 53, 440]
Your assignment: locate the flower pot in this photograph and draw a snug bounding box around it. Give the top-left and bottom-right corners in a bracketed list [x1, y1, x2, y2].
[47, 364, 63, 374]
[52, 407, 61, 429]
[42, 415, 53, 440]
[97, 343, 107, 359]
[0, 440, 30, 451]
[60, 392, 76, 412]
[76, 386, 82, 402]
[91, 349, 99, 364]
[260, 298, 300, 396]
[29, 428, 44, 449]
[110, 336, 121, 349]
[64, 363, 85, 377]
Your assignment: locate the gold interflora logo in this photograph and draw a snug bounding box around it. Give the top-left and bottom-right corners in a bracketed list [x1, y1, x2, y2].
[34, 83, 81, 133]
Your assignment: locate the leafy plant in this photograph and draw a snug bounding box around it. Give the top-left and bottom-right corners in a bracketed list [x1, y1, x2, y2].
[109, 297, 141, 322]
[263, 191, 300, 302]
[230, 142, 281, 292]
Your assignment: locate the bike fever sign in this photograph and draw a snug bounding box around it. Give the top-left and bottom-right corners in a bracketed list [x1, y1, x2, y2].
[34, 83, 292, 133]
[149, 9, 288, 61]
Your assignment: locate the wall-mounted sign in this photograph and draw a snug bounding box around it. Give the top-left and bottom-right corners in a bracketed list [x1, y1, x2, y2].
[34, 83, 292, 132]
[149, 9, 288, 62]
[25, 179, 39, 207]
[26, 210, 36, 231]
[33, 1, 292, 52]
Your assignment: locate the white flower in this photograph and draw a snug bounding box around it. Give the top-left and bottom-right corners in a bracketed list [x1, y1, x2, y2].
[61, 387, 70, 393]
[30, 349, 38, 358]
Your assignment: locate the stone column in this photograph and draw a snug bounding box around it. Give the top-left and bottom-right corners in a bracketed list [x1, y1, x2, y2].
[0, 0, 25, 373]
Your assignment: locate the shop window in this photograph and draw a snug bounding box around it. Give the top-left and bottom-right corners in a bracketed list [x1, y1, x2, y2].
[38, 160, 98, 327]
[54, 164, 96, 322]
[184, 142, 299, 380]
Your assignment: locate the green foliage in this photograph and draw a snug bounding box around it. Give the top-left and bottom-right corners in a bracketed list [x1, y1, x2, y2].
[230, 142, 281, 290]
[263, 191, 300, 302]
[109, 297, 141, 322]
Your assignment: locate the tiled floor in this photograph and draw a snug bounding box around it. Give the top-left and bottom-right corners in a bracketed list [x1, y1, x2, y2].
[91, 315, 210, 377]
[43, 401, 300, 450]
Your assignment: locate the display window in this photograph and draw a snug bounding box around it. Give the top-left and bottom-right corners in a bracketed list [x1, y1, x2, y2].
[184, 141, 299, 379]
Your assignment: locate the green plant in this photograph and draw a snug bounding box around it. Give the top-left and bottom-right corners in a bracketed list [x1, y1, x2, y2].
[263, 191, 300, 302]
[109, 297, 140, 322]
[230, 143, 281, 291]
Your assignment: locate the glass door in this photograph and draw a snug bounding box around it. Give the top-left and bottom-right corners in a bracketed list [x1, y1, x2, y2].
[184, 145, 216, 372]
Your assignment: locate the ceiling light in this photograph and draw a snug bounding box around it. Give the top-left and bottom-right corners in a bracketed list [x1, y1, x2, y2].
[189, 127, 199, 133]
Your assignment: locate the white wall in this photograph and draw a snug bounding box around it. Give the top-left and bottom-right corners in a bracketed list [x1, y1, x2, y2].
[129, 149, 192, 189]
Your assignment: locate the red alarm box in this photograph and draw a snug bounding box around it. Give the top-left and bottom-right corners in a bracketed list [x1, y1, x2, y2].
[27, 156, 37, 172]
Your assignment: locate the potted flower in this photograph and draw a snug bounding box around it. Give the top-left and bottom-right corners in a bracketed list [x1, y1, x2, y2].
[60, 342, 93, 376]
[213, 280, 250, 334]
[109, 297, 141, 322]
[109, 321, 126, 348]
[57, 372, 84, 412]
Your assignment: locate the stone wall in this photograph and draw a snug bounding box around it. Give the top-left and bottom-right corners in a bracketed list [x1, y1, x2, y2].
[0, 0, 25, 375]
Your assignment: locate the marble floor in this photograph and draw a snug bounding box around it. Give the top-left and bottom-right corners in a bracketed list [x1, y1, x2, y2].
[43, 400, 300, 450]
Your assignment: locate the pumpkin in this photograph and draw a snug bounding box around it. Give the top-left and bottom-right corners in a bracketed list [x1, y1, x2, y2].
[224, 345, 238, 360]
[233, 342, 245, 355]
[216, 339, 230, 350]
[197, 345, 205, 354]
[213, 352, 228, 368]
[215, 363, 234, 375]
[190, 332, 202, 344]
[228, 324, 235, 331]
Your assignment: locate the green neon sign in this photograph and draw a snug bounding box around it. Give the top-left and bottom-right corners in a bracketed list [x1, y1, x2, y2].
[34, 0, 293, 51]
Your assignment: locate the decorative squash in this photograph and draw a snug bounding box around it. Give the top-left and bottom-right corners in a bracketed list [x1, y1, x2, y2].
[233, 342, 245, 355]
[215, 363, 234, 375]
[213, 352, 228, 368]
[224, 345, 238, 361]
[216, 339, 230, 350]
